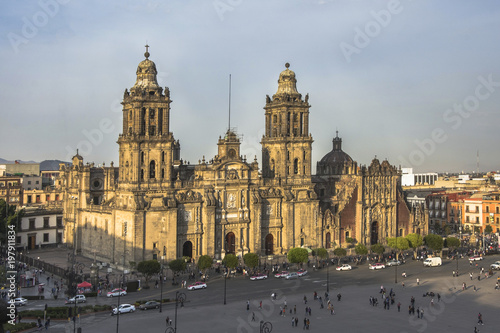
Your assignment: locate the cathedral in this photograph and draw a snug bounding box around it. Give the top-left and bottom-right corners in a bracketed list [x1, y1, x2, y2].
[59, 48, 427, 267]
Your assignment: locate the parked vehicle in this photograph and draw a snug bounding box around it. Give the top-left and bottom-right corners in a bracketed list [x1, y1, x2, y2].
[423, 257, 442, 267]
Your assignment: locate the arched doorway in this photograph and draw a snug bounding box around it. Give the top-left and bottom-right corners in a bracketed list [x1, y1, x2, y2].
[371, 222, 379, 245]
[225, 232, 235, 254]
[325, 232, 331, 249]
[265, 234, 274, 255]
[182, 241, 193, 258]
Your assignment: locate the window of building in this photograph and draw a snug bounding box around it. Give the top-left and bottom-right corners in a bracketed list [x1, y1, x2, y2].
[466, 206, 469, 212]
[486, 206, 489, 213]
[36, 181, 39, 184]
[43, 217, 49, 228]
[16, 236, 21, 244]
[475, 206, 479, 212]
[43, 233, 49, 242]
[476, 217, 479, 223]
[46, 195, 50, 201]
[28, 181, 31, 185]
[466, 216, 470, 222]
[56, 217, 63, 228]
[293, 159, 298, 174]
[29, 218, 35, 230]
[497, 207, 499, 214]
[56, 194, 59, 201]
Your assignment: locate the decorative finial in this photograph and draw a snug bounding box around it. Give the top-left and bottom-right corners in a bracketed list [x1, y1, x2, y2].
[144, 44, 150, 59]
[285, 62, 290, 69]
[336, 129, 339, 138]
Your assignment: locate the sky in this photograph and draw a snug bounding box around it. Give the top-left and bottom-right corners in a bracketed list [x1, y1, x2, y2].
[1, 0, 500, 173]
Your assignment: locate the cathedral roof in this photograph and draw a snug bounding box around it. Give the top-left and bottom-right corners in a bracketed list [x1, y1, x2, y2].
[133, 45, 159, 89]
[319, 133, 353, 165]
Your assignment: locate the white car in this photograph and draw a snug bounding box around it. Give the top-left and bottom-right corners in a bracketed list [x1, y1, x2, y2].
[369, 263, 386, 270]
[107, 288, 127, 297]
[250, 274, 268, 281]
[111, 304, 135, 315]
[490, 261, 500, 270]
[187, 281, 207, 290]
[285, 272, 298, 280]
[297, 269, 308, 277]
[274, 271, 289, 278]
[386, 259, 401, 267]
[469, 255, 483, 261]
[336, 264, 352, 271]
[66, 295, 86, 304]
[11, 298, 28, 306]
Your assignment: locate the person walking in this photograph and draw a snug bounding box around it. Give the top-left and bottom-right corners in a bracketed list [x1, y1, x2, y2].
[247, 299, 250, 311]
[477, 313, 483, 325]
[416, 278, 420, 286]
[397, 302, 401, 312]
[421, 309, 424, 319]
[252, 312, 255, 321]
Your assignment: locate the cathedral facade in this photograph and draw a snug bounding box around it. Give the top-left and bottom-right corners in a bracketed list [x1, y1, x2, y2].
[59, 50, 427, 267]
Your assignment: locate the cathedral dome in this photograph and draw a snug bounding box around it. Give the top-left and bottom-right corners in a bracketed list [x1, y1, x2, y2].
[133, 45, 159, 89]
[317, 133, 356, 176]
[275, 63, 299, 95]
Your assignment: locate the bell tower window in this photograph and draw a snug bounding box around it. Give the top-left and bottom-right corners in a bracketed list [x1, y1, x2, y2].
[293, 158, 299, 174]
[150, 160, 156, 179]
[140, 108, 146, 135]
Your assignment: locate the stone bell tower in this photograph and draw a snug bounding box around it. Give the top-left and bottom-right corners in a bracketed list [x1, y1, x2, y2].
[117, 45, 180, 190]
[261, 63, 313, 183]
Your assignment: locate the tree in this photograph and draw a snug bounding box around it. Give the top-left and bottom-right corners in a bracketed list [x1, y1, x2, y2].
[473, 226, 480, 234]
[243, 253, 259, 269]
[287, 248, 309, 265]
[333, 247, 347, 257]
[406, 233, 423, 250]
[433, 223, 442, 235]
[387, 237, 410, 251]
[370, 243, 385, 256]
[137, 260, 161, 285]
[484, 225, 493, 234]
[445, 237, 460, 249]
[223, 254, 238, 269]
[314, 248, 328, 259]
[424, 234, 444, 252]
[0, 199, 22, 246]
[197, 255, 213, 276]
[354, 244, 368, 255]
[168, 259, 186, 275]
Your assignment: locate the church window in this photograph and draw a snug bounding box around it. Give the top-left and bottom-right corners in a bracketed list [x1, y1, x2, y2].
[158, 108, 163, 135]
[140, 108, 146, 135]
[345, 231, 349, 239]
[287, 112, 291, 135]
[149, 125, 155, 136]
[161, 169, 164, 179]
[228, 149, 236, 158]
[141, 152, 145, 165]
[140, 169, 144, 181]
[287, 151, 290, 161]
[293, 159, 299, 174]
[150, 109, 155, 119]
[303, 166, 306, 174]
[300, 113, 304, 136]
[303, 151, 306, 160]
[161, 152, 165, 163]
[150, 161, 156, 179]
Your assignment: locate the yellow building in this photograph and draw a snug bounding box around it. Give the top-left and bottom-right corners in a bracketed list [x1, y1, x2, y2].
[59, 49, 421, 267]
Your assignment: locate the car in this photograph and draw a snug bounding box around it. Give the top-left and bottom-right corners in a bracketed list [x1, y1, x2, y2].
[65, 295, 86, 304]
[139, 301, 160, 310]
[10, 298, 28, 306]
[111, 304, 135, 315]
[250, 273, 268, 281]
[107, 288, 127, 297]
[297, 269, 308, 277]
[285, 272, 298, 280]
[187, 282, 207, 290]
[386, 259, 402, 267]
[274, 271, 289, 278]
[336, 264, 352, 271]
[369, 263, 386, 270]
[469, 255, 483, 261]
[490, 261, 500, 270]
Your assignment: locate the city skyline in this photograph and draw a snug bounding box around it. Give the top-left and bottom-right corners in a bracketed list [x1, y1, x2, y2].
[1, 1, 500, 173]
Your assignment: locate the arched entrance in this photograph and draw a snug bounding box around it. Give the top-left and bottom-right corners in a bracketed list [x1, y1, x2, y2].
[182, 241, 193, 258]
[371, 222, 379, 245]
[325, 232, 331, 249]
[265, 234, 274, 255]
[225, 232, 235, 254]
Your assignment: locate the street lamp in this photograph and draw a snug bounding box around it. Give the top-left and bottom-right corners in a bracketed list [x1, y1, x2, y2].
[457, 226, 462, 275]
[165, 291, 187, 333]
[326, 254, 330, 293]
[395, 222, 398, 284]
[223, 266, 227, 305]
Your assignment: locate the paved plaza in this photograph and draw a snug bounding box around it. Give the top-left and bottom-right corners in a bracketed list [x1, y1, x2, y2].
[14, 249, 500, 332]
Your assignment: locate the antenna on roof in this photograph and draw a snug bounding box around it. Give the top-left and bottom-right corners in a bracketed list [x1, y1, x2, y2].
[228, 74, 232, 131]
[476, 150, 479, 174]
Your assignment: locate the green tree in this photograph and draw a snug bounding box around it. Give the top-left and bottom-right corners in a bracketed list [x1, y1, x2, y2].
[406, 233, 423, 250]
[0, 199, 22, 246]
[370, 243, 385, 256]
[137, 260, 161, 285]
[484, 225, 493, 234]
[473, 226, 480, 234]
[433, 223, 442, 235]
[287, 248, 309, 264]
[424, 234, 444, 252]
[445, 237, 460, 249]
[197, 255, 213, 276]
[333, 247, 347, 257]
[387, 237, 410, 251]
[223, 254, 239, 269]
[314, 248, 328, 259]
[243, 253, 259, 269]
[354, 244, 368, 255]
[168, 259, 186, 275]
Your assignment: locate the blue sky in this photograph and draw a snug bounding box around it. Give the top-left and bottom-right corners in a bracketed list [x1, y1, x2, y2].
[1, 0, 499, 173]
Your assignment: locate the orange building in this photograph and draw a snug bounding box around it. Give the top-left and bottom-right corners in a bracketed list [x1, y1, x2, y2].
[482, 192, 500, 233]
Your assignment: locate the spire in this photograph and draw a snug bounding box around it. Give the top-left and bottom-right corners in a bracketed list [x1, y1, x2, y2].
[332, 131, 342, 151]
[144, 44, 150, 59]
[133, 45, 159, 90]
[275, 62, 299, 96]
